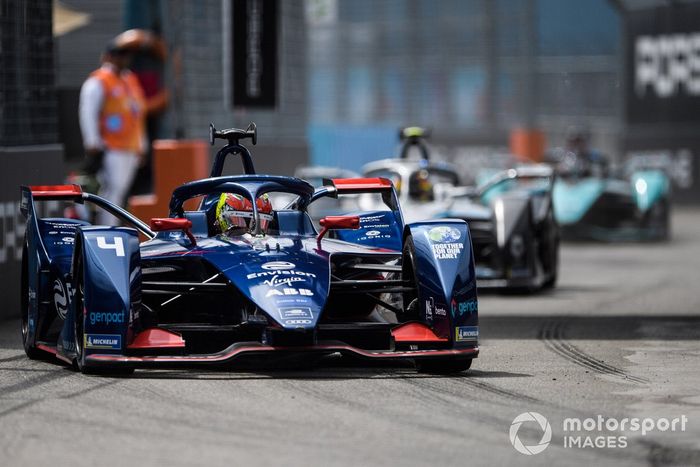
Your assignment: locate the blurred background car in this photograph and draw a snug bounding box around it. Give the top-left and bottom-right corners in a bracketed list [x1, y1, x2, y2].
[547, 128, 671, 241]
[360, 127, 559, 292]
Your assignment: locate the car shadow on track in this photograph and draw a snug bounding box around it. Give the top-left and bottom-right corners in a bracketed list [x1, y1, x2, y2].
[478, 283, 609, 297]
[121, 357, 533, 382]
[480, 314, 700, 340]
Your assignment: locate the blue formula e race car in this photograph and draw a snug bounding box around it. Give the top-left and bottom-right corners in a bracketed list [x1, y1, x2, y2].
[19, 124, 479, 375]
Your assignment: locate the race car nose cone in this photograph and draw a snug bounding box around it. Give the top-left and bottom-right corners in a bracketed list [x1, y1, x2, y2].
[263, 326, 316, 346]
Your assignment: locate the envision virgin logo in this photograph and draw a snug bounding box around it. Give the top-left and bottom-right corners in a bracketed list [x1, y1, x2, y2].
[261, 261, 295, 270]
[510, 412, 552, 455]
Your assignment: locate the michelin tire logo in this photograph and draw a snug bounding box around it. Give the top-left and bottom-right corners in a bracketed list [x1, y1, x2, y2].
[85, 334, 122, 350]
[455, 326, 478, 342]
[510, 412, 552, 455]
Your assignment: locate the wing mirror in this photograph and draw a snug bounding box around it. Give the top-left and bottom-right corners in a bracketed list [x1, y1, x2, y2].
[317, 215, 360, 243]
[150, 218, 196, 246]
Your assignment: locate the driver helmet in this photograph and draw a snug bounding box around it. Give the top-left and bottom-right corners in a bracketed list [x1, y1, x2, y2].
[215, 193, 273, 235]
[565, 125, 590, 154]
[409, 169, 434, 201]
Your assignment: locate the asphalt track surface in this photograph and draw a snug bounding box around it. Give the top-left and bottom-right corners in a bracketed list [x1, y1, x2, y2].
[1, 210, 700, 467]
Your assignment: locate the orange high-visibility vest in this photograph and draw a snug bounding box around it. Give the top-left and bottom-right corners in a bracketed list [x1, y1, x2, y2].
[90, 67, 145, 153]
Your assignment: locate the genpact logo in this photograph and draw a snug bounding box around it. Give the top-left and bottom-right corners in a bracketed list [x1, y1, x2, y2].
[89, 311, 125, 326]
[510, 412, 552, 455]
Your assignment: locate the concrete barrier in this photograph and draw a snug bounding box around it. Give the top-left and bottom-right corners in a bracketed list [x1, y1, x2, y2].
[0, 145, 65, 320]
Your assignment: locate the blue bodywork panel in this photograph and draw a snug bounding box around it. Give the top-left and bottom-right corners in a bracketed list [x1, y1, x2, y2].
[72, 227, 141, 356]
[335, 211, 403, 250]
[404, 221, 478, 344]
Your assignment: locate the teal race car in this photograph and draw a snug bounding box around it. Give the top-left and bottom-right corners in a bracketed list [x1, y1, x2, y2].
[551, 151, 671, 241]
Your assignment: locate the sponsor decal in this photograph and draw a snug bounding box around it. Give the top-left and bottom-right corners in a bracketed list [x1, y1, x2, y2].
[434, 304, 447, 316]
[455, 326, 478, 342]
[61, 236, 74, 243]
[89, 311, 125, 326]
[247, 269, 316, 280]
[424, 297, 447, 321]
[261, 261, 295, 270]
[425, 297, 434, 321]
[431, 242, 464, 260]
[359, 215, 386, 223]
[266, 288, 314, 298]
[452, 298, 478, 317]
[427, 226, 464, 260]
[53, 279, 70, 320]
[279, 307, 313, 324]
[263, 275, 307, 288]
[357, 231, 393, 241]
[285, 319, 312, 325]
[85, 334, 122, 350]
[427, 226, 462, 243]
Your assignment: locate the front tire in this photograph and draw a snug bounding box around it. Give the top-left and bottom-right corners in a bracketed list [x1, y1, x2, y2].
[646, 198, 670, 241]
[401, 236, 420, 321]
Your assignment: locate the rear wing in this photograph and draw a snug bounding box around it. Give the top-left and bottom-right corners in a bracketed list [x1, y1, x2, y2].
[27, 184, 84, 200]
[20, 184, 154, 238]
[324, 177, 394, 194]
[305, 177, 403, 224]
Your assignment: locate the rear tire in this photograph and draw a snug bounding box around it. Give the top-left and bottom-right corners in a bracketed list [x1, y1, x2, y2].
[416, 358, 472, 374]
[540, 210, 559, 290]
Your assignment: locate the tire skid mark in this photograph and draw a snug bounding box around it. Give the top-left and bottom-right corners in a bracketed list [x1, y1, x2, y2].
[59, 379, 121, 399]
[0, 369, 74, 396]
[0, 354, 27, 364]
[0, 399, 41, 418]
[281, 376, 505, 441]
[406, 374, 542, 405]
[539, 320, 648, 384]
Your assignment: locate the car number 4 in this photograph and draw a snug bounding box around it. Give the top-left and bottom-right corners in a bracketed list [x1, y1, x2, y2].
[96, 236, 125, 257]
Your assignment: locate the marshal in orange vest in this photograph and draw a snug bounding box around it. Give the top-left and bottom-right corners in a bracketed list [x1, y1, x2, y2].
[91, 67, 146, 153]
